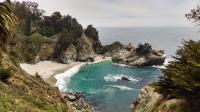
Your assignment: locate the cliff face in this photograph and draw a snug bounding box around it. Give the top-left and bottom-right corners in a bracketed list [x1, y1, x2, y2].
[13, 32, 102, 64]
[111, 43, 166, 67]
[55, 33, 101, 63]
[132, 85, 186, 112]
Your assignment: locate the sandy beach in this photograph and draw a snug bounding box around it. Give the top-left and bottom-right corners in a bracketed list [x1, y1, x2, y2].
[20, 56, 111, 86]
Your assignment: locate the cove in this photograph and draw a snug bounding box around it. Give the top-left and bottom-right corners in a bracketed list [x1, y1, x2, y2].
[66, 61, 162, 112]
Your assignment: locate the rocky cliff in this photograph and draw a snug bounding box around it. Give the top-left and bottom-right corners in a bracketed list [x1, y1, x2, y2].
[132, 85, 186, 112]
[53, 33, 102, 63]
[11, 32, 102, 64]
[0, 50, 93, 112]
[111, 43, 166, 67]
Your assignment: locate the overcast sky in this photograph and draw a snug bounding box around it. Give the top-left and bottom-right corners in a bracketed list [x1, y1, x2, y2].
[9, 0, 200, 27]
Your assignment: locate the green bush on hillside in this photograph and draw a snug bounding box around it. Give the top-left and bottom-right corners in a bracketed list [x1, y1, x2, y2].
[0, 61, 12, 81]
[0, 68, 11, 81]
[18, 33, 54, 63]
[159, 40, 200, 98]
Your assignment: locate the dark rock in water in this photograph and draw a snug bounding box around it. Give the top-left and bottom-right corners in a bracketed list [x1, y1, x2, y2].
[111, 43, 166, 67]
[121, 77, 131, 81]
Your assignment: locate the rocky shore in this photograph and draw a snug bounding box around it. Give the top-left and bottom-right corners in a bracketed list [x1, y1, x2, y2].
[111, 43, 166, 67]
[61, 92, 94, 112]
[132, 85, 186, 112]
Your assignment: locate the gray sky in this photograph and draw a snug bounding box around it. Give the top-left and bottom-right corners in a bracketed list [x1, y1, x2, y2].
[11, 0, 200, 27]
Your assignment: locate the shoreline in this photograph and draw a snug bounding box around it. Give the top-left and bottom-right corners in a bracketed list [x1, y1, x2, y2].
[20, 56, 111, 87]
[46, 62, 81, 86]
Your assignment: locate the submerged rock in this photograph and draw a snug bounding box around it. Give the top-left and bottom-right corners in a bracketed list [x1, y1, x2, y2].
[121, 76, 131, 81]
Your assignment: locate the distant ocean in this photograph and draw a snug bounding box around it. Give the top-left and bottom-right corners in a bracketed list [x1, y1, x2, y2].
[98, 27, 200, 58]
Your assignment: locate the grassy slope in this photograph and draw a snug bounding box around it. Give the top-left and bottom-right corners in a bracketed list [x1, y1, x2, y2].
[0, 51, 68, 112]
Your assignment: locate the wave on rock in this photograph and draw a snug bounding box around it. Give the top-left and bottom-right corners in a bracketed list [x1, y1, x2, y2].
[104, 74, 139, 82]
[153, 58, 173, 69]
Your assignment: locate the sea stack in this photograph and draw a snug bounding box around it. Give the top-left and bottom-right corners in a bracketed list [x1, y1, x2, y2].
[111, 43, 166, 67]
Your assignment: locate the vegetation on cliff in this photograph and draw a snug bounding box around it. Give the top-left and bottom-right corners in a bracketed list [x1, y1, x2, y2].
[0, 0, 96, 111]
[0, 1, 69, 111]
[8, 1, 102, 63]
[102, 41, 123, 53]
[134, 6, 200, 112]
[159, 40, 200, 97]
[152, 6, 200, 112]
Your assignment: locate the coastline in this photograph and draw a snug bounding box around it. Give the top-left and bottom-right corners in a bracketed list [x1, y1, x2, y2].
[46, 62, 81, 86]
[20, 56, 112, 87]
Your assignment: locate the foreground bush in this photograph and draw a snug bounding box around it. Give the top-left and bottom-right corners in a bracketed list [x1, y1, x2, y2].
[159, 40, 200, 98]
[0, 68, 11, 81]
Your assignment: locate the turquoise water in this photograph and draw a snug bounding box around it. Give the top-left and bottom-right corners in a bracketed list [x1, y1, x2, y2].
[67, 61, 162, 112]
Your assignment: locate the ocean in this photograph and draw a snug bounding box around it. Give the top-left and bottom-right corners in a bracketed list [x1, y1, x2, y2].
[56, 27, 200, 112]
[67, 61, 162, 112]
[98, 27, 200, 58]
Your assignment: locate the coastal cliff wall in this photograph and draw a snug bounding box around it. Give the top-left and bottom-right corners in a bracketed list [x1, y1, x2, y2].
[10, 32, 102, 64]
[132, 85, 186, 112]
[52, 33, 102, 63]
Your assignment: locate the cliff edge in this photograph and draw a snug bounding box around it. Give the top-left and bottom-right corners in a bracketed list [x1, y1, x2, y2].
[132, 85, 186, 112]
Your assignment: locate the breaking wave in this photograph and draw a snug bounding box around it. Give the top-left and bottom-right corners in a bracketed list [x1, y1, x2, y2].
[104, 74, 139, 82]
[54, 63, 85, 91]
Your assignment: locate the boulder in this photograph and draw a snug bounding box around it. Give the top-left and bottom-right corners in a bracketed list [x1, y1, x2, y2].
[121, 76, 131, 81]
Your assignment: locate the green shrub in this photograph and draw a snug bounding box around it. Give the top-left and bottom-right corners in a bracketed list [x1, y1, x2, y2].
[0, 68, 11, 81]
[84, 25, 99, 40]
[159, 40, 200, 98]
[102, 41, 123, 53]
[136, 43, 152, 55]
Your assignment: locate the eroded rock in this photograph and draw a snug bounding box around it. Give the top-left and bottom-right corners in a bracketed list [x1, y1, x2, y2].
[112, 43, 166, 67]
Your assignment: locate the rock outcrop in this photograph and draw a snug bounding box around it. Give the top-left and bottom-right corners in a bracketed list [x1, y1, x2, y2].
[112, 43, 166, 67]
[53, 33, 101, 64]
[61, 92, 94, 112]
[132, 85, 186, 112]
[35, 43, 55, 63]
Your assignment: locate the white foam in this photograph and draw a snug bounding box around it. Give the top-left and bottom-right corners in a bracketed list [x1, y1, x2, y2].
[153, 58, 173, 69]
[54, 63, 85, 91]
[105, 85, 134, 91]
[112, 63, 132, 67]
[104, 74, 139, 82]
